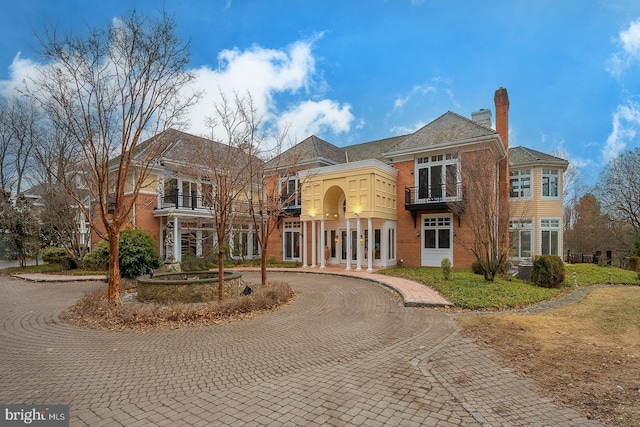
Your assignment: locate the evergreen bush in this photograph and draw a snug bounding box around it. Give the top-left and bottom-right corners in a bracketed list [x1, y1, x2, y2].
[471, 260, 484, 275]
[42, 247, 75, 270]
[531, 255, 565, 288]
[441, 257, 452, 280]
[82, 228, 161, 278]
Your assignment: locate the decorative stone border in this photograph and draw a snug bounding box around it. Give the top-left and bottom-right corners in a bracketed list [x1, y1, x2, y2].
[137, 271, 242, 303]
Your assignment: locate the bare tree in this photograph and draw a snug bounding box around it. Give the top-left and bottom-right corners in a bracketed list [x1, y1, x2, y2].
[450, 150, 510, 281]
[595, 148, 640, 234]
[191, 92, 260, 300]
[239, 103, 303, 287]
[27, 10, 198, 303]
[0, 100, 16, 192]
[0, 96, 41, 194]
[563, 193, 610, 257]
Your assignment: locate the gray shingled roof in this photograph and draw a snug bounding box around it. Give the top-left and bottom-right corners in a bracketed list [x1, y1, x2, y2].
[266, 135, 346, 169]
[383, 111, 498, 155]
[344, 135, 407, 162]
[132, 128, 262, 169]
[509, 146, 569, 169]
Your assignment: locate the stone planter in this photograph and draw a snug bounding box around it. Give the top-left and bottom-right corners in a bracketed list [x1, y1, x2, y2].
[136, 271, 242, 303]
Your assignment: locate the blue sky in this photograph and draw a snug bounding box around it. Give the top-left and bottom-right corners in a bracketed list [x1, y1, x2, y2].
[2, 0, 640, 187]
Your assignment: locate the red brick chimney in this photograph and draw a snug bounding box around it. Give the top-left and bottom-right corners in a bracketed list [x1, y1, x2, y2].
[494, 87, 509, 149]
[494, 87, 510, 257]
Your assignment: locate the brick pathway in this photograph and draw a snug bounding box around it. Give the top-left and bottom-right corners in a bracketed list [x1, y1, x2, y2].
[0, 272, 600, 426]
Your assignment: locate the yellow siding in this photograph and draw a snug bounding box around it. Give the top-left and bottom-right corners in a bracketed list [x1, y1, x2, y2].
[510, 166, 565, 257]
[301, 164, 397, 220]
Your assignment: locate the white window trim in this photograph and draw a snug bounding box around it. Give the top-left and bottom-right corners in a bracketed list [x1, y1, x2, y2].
[509, 169, 532, 200]
[539, 217, 561, 256]
[414, 153, 461, 202]
[510, 217, 534, 261]
[541, 168, 560, 200]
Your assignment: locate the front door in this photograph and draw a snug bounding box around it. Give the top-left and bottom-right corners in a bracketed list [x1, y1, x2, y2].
[421, 214, 453, 266]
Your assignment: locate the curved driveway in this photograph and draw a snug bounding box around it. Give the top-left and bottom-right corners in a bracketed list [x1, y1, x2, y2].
[0, 272, 599, 426]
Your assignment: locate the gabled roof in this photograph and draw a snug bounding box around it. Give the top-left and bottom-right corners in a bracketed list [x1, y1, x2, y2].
[344, 134, 407, 162]
[509, 146, 569, 169]
[383, 111, 499, 157]
[266, 135, 346, 170]
[131, 128, 262, 170]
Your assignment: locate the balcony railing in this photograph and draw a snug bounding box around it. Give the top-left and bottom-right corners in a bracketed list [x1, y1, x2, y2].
[404, 183, 462, 209]
[158, 191, 212, 210]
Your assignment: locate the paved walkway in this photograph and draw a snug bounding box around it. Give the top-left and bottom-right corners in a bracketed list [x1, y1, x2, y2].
[0, 271, 600, 426]
[11, 265, 452, 307]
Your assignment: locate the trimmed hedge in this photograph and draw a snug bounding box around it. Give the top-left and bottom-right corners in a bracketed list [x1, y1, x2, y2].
[531, 255, 566, 288]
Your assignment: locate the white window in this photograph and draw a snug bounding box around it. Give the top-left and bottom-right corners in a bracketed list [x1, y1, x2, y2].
[509, 169, 531, 198]
[510, 219, 533, 259]
[540, 218, 560, 255]
[423, 216, 452, 250]
[541, 169, 560, 198]
[415, 153, 459, 201]
[283, 220, 301, 261]
[387, 228, 396, 260]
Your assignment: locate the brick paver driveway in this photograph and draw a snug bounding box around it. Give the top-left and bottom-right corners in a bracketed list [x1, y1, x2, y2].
[0, 272, 599, 426]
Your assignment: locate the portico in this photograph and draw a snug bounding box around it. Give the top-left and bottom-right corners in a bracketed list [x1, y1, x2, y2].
[297, 159, 398, 272]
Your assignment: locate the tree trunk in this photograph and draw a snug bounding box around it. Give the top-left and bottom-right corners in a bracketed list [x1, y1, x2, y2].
[107, 231, 121, 304]
[218, 248, 225, 301]
[261, 245, 268, 287]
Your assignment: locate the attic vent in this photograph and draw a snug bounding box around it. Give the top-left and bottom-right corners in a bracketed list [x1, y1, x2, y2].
[472, 109, 492, 128]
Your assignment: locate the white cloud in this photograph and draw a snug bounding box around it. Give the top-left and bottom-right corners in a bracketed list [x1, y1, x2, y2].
[390, 122, 426, 135]
[392, 83, 436, 111]
[607, 18, 640, 77]
[277, 99, 354, 141]
[0, 53, 40, 97]
[182, 39, 354, 143]
[1, 38, 355, 146]
[603, 103, 640, 162]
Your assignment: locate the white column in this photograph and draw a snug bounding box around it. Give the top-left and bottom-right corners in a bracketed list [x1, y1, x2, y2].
[311, 220, 317, 268]
[367, 217, 374, 272]
[173, 216, 180, 261]
[345, 218, 351, 271]
[320, 219, 326, 269]
[356, 217, 362, 271]
[302, 221, 308, 267]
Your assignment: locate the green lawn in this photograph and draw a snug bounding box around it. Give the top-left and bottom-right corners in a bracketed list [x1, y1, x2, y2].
[4, 263, 106, 275]
[564, 263, 639, 286]
[379, 264, 639, 310]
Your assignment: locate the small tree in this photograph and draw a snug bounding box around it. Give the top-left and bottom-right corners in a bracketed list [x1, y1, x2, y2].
[0, 193, 40, 267]
[450, 150, 510, 281]
[28, 10, 198, 303]
[195, 92, 258, 300]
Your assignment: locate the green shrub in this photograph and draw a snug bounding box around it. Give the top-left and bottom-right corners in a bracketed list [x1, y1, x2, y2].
[531, 255, 566, 288]
[82, 242, 109, 270]
[82, 228, 161, 278]
[471, 260, 484, 275]
[628, 256, 639, 272]
[267, 254, 276, 265]
[441, 257, 451, 280]
[42, 247, 75, 270]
